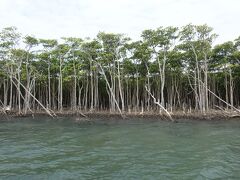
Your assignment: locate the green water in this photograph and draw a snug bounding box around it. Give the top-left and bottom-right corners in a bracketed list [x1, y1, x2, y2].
[0, 117, 240, 179]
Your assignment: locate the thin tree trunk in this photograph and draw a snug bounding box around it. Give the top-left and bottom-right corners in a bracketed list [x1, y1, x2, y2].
[98, 63, 124, 118]
[229, 68, 234, 110]
[72, 59, 77, 111]
[117, 59, 124, 112]
[48, 59, 51, 109]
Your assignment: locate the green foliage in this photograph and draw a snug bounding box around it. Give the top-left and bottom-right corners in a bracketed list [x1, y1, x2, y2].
[0, 24, 240, 111]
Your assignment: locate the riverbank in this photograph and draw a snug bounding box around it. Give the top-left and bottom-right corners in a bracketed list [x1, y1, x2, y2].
[1, 109, 240, 121]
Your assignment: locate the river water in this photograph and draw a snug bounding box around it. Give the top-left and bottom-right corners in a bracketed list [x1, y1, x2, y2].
[0, 117, 240, 179]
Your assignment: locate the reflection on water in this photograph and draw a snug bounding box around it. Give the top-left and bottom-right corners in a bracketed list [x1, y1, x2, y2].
[0, 117, 240, 179]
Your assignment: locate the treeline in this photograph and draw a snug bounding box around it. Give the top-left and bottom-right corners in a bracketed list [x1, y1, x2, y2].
[0, 24, 240, 115]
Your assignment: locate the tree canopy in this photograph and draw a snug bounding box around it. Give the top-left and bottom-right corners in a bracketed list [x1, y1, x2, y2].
[0, 25, 240, 115]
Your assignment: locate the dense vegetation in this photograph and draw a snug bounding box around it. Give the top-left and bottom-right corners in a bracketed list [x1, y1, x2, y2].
[0, 24, 240, 116]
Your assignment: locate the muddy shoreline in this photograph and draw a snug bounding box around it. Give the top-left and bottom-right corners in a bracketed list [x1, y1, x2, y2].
[1, 110, 240, 122]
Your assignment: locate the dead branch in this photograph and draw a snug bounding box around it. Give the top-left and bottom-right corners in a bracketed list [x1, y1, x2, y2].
[145, 86, 174, 121]
[12, 77, 56, 118]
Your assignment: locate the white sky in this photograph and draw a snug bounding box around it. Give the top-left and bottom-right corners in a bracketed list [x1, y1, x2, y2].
[0, 0, 239, 44]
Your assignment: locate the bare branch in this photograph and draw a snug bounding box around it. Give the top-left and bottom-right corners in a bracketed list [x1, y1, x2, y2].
[145, 86, 174, 121]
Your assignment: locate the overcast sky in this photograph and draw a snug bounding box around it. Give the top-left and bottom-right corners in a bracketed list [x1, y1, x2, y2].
[0, 0, 239, 44]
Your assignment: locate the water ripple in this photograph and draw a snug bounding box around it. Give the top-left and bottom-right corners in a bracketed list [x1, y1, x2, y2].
[1, 118, 240, 179]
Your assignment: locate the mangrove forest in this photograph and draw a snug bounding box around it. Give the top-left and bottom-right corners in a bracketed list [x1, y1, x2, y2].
[0, 24, 240, 117]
